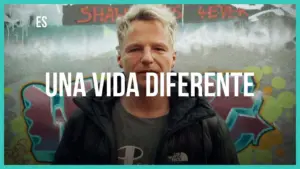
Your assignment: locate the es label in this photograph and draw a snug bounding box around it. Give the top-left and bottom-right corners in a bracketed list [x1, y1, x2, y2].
[36, 16, 48, 28]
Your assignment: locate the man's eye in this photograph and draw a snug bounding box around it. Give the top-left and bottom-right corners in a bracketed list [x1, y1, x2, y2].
[129, 48, 140, 52]
[155, 48, 165, 51]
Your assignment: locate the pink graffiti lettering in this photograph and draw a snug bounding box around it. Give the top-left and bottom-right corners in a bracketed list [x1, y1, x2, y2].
[22, 79, 93, 155]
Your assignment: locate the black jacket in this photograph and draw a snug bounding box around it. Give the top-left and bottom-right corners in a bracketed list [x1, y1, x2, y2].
[53, 74, 239, 164]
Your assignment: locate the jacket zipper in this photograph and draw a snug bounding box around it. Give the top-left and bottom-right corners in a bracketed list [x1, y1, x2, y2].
[102, 127, 117, 164]
[154, 113, 215, 164]
[89, 99, 118, 164]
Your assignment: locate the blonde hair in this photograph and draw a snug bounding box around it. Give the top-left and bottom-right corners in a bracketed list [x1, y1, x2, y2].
[116, 4, 178, 52]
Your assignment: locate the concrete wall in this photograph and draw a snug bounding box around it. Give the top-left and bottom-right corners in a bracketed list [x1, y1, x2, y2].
[4, 4, 296, 164]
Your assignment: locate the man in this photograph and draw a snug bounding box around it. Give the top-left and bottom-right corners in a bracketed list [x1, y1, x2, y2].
[54, 4, 239, 164]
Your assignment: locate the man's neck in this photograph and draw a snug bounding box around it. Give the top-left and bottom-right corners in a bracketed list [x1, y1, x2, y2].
[120, 88, 169, 119]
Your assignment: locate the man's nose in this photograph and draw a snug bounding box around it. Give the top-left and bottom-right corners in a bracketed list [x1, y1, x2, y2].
[140, 47, 154, 65]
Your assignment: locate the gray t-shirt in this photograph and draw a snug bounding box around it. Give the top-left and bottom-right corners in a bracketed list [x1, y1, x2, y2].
[112, 99, 168, 164]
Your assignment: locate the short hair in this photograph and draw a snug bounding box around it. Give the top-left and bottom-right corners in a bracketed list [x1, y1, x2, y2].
[116, 4, 178, 52]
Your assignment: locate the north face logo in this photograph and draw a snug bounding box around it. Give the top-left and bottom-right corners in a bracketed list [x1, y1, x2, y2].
[168, 152, 188, 162]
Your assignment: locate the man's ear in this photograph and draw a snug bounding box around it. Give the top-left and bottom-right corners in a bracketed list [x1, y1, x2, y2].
[171, 51, 176, 68]
[116, 46, 123, 68]
[117, 55, 123, 68]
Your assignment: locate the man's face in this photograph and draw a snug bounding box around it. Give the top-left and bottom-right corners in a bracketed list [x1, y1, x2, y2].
[117, 20, 176, 89]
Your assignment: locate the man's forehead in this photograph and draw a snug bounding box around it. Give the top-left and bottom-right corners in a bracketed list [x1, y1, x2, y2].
[118, 20, 174, 52]
[125, 22, 169, 42]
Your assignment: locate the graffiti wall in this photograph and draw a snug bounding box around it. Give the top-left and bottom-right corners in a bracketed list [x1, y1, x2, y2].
[4, 4, 296, 164]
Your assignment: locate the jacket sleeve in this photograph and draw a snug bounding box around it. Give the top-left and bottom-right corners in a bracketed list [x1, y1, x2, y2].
[52, 109, 84, 164]
[207, 115, 240, 164]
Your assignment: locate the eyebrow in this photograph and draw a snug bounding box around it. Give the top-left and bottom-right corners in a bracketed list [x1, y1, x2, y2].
[125, 43, 142, 49]
[125, 42, 169, 50]
[152, 42, 168, 49]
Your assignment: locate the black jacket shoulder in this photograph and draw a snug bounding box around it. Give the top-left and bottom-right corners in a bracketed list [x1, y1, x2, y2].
[204, 115, 240, 164]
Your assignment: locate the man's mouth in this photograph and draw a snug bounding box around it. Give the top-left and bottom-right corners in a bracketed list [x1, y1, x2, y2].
[137, 71, 158, 74]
